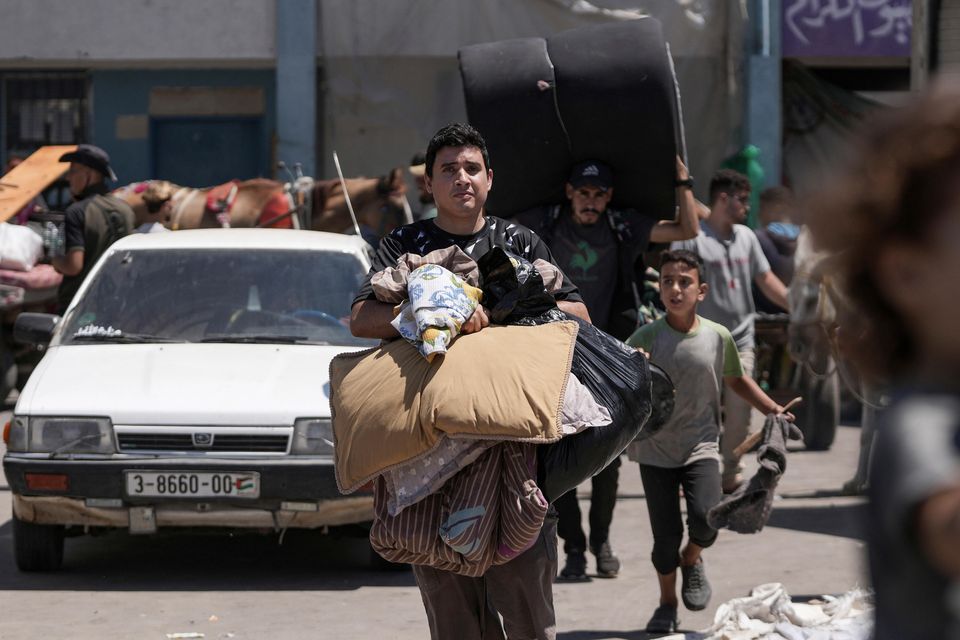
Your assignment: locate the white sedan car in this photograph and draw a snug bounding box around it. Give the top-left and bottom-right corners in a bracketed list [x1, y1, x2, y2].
[3, 229, 378, 571]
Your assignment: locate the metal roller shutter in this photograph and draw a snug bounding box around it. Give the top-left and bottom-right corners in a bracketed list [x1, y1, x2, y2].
[937, 0, 960, 79]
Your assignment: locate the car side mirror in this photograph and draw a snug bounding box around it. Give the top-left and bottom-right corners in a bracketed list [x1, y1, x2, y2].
[14, 313, 60, 346]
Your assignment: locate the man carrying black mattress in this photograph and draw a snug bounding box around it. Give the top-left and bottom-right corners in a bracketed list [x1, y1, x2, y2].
[515, 156, 701, 581]
[351, 122, 589, 640]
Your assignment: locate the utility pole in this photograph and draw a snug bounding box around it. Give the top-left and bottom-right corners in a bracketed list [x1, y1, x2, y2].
[912, 0, 932, 91]
[745, 0, 781, 186]
[276, 0, 318, 178]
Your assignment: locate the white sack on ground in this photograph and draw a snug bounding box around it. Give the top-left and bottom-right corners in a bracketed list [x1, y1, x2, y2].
[660, 582, 873, 640]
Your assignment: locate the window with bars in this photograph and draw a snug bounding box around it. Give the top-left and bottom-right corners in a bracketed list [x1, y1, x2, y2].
[2, 72, 89, 211]
[3, 72, 88, 152]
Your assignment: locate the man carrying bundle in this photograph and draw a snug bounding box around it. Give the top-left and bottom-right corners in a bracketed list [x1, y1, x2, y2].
[351, 122, 588, 640]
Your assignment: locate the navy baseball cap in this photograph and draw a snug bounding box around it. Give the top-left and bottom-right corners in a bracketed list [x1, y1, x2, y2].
[568, 160, 613, 191]
[59, 144, 117, 182]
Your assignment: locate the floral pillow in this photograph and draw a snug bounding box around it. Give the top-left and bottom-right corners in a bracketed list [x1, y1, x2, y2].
[390, 263, 483, 361]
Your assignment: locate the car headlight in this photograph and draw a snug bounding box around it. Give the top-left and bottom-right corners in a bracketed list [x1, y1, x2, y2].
[17, 417, 115, 455]
[291, 418, 334, 456]
[6, 416, 28, 452]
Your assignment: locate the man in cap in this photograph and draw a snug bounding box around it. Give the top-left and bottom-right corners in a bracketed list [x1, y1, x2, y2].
[515, 156, 702, 581]
[52, 144, 135, 314]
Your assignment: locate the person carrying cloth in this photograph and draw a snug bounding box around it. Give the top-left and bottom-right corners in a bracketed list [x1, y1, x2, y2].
[515, 156, 701, 580]
[350, 122, 589, 640]
[625, 249, 793, 634]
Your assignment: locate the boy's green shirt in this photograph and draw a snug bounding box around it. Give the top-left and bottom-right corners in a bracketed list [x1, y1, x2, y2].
[626, 315, 743, 468]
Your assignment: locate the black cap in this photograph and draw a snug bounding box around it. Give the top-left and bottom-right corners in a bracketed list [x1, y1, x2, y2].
[59, 144, 117, 182]
[568, 160, 613, 191]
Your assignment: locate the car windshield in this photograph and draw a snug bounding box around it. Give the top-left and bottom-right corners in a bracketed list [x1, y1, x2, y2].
[60, 248, 377, 347]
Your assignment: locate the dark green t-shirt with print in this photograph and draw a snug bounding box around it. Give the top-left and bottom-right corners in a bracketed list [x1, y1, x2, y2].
[546, 212, 620, 329]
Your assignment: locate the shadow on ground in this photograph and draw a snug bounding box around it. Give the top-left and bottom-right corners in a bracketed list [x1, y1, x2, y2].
[0, 521, 416, 592]
[764, 501, 866, 540]
[559, 629, 704, 639]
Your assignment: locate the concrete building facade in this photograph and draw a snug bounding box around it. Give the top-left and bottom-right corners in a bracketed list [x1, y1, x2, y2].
[0, 0, 745, 206]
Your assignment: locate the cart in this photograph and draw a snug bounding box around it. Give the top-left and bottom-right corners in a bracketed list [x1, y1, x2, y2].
[0, 261, 61, 403]
[754, 312, 839, 451]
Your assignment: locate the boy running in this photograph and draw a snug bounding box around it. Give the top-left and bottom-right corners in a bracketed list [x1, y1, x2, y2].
[625, 249, 791, 633]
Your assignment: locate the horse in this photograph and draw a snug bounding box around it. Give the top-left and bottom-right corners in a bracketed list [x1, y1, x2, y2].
[112, 167, 409, 240]
[788, 226, 887, 487]
[787, 227, 837, 373]
[784, 227, 850, 451]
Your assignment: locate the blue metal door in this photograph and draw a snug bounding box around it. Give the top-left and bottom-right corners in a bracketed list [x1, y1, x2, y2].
[152, 117, 262, 186]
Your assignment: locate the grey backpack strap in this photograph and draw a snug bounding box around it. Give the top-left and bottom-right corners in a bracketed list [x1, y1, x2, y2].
[538, 204, 564, 244]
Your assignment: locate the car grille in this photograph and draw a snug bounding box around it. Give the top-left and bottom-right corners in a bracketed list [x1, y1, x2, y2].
[116, 432, 290, 453]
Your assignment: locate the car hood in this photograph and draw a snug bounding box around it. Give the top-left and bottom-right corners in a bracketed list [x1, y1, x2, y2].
[16, 343, 370, 425]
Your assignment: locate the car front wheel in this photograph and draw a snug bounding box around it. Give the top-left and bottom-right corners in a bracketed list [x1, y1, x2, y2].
[13, 513, 64, 572]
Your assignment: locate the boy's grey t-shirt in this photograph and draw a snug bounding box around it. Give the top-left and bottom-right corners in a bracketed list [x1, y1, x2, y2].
[625, 315, 743, 468]
[672, 223, 771, 351]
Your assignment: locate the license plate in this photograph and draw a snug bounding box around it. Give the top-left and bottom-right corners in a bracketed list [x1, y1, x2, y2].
[125, 471, 260, 498]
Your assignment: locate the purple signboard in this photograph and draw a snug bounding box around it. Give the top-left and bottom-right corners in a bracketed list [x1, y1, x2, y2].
[783, 0, 912, 58]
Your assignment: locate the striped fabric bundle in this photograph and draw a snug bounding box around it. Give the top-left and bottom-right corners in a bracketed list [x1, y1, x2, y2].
[369, 441, 548, 577]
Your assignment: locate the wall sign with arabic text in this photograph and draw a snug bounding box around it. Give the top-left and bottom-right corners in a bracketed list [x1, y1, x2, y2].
[783, 0, 912, 58]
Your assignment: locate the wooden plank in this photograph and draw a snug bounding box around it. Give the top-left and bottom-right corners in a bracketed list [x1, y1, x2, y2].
[0, 145, 76, 223]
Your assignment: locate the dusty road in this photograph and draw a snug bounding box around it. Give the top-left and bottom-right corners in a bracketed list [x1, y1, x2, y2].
[0, 411, 867, 639]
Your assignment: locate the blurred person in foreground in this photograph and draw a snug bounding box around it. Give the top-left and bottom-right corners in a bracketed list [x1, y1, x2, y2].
[809, 83, 960, 640]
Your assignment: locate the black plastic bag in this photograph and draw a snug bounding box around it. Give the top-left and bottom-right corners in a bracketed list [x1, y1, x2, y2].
[477, 247, 559, 325]
[647, 360, 676, 438]
[537, 313, 656, 503]
[476, 249, 674, 502]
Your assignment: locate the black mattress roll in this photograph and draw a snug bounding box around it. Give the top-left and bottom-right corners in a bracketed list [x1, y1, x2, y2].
[459, 18, 679, 219]
[459, 37, 573, 217]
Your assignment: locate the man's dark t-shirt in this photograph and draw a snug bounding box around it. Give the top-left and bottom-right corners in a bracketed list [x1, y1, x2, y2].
[59, 183, 136, 313]
[514, 206, 654, 333]
[353, 216, 583, 307]
[867, 391, 960, 640]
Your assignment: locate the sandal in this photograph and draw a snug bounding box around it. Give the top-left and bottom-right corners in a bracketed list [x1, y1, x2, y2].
[645, 604, 679, 634]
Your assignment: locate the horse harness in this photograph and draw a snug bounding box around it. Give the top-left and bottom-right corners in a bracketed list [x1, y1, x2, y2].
[169, 187, 200, 231]
[797, 272, 886, 410]
[204, 181, 241, 228]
